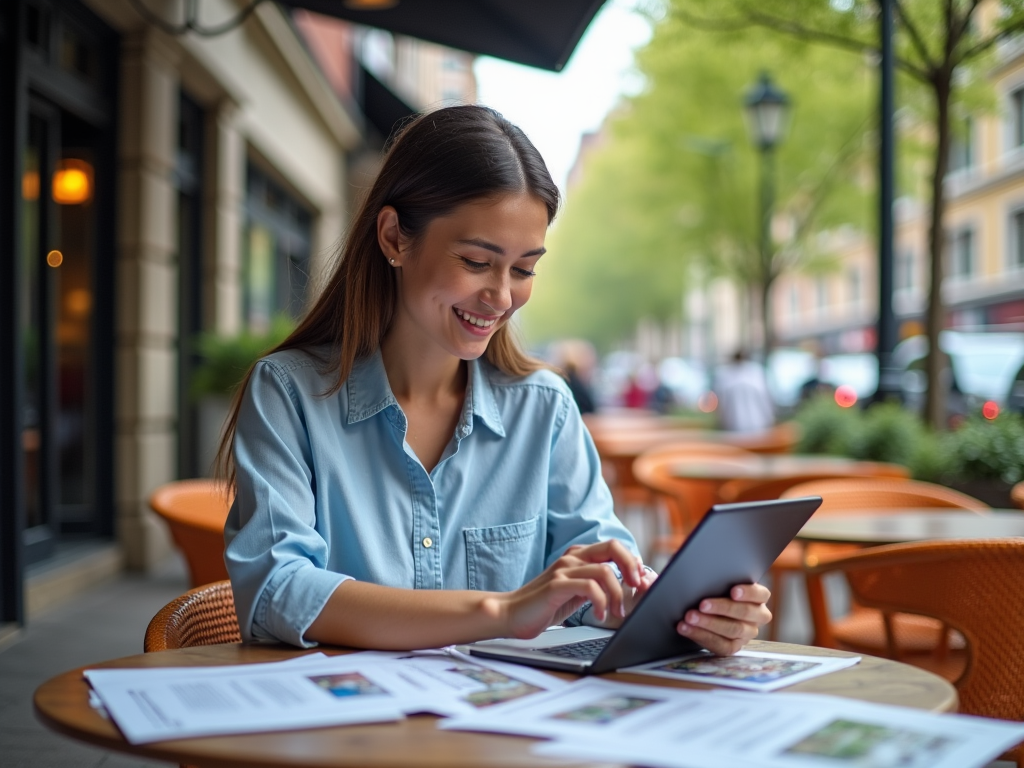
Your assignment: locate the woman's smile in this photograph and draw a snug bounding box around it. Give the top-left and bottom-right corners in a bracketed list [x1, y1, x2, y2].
[453, 307, 501, 335]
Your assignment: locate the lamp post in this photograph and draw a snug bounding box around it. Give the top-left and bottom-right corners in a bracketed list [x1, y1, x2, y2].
[743, 71, 790, 354]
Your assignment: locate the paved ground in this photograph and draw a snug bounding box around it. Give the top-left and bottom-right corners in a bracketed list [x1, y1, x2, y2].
[0, 555, 188, 767]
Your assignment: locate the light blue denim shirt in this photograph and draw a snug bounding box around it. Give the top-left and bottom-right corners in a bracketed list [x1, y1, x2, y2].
[224, 347, 638, 647]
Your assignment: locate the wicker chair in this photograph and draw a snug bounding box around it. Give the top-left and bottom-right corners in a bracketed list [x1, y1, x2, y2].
[632, 443, 757, 562]
[780, 478, 988, 665]
[808, 540, 1024, 767]
[150, 480, 233, 588]
[144, 580, 241, 653]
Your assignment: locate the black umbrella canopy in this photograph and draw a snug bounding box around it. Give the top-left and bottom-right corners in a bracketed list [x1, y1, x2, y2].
[278, 0, 607, 72]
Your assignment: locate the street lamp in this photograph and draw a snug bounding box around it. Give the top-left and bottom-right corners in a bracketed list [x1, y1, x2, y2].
[743, 71, 790, 353]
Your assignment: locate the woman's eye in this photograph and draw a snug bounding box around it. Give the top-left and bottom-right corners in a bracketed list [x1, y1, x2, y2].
[461, 258, 489, 269]
[513, 267, 537, 278]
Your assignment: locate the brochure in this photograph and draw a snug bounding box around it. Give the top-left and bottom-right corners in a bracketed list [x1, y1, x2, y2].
[621, 650, 861, 692]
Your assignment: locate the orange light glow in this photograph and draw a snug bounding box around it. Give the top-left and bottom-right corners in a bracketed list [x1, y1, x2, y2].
[982, 401, 1000, 420]
[22, 170, 40, 200]
[46, 250, 63, 268]
[52, 159, 93, 204]
[343, 0, 399, 8]
[835, 385, 858, 408]
[697, 391, 719, 413]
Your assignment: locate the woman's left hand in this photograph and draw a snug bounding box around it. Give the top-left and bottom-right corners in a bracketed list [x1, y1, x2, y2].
[677, 583, 772, 656]
[598, 578, 771, 656]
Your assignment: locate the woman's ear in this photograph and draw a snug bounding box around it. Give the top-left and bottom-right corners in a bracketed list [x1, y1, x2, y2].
[377, 206, 403, 267]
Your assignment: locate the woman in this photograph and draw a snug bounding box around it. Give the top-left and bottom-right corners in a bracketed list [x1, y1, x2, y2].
[223, 105, 770, 653]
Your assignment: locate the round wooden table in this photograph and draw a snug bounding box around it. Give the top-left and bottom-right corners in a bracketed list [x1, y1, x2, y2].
[34, 640, 958, 768]
[669, 455, 905, 482]
[797, 509, 1024, 545]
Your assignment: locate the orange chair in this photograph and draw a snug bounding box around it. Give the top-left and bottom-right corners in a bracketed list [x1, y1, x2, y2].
[726, 421, 800, 455]
[1012, 481, 1024, 510]
[807, 540, 1024, 767]
[144, 580, 241, 652]
[780, 478, 988, 662]
[632, 443, 757, 562]
[150, 480, 234, 588]
[713, 464, 908, 641]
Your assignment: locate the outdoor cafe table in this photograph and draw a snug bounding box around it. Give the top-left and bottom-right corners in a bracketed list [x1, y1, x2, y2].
[796, 509, 1024, 546]
[34, 640, 957, 768]
[668, 455, 903, 484]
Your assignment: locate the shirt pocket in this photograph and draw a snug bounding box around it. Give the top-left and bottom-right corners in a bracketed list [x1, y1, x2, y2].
[463, 515, 544, 593]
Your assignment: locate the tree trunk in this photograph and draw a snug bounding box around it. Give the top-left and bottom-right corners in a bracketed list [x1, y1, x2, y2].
[761, 274, 775, 357]
[924, 72, 952, 430]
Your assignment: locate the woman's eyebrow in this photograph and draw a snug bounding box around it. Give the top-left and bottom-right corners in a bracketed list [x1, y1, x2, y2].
[456, 238, 546, 258]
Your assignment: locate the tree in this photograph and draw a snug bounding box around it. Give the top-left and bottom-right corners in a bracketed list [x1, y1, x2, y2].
[524, 9, 873, 353]
[673, 0, 1024, 427]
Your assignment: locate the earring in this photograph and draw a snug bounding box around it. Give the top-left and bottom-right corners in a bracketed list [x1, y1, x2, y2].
[390, 258, 396, 265]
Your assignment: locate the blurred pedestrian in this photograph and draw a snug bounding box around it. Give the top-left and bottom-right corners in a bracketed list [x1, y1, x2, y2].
[716, 350, 775, 432]
[564, 360, 595, 414]
[622, 373, 649, 409]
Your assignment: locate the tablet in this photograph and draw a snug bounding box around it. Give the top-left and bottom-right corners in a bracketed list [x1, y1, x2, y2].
[465, 496, 822, 674]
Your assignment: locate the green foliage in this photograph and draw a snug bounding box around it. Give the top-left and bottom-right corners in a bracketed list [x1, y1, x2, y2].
[943, 413, 1024, 485]
[523, 1, 873, 348]
[793, 399, 1024, 485]
[191, 315, 296, 399]
[793, 395, 861, 456]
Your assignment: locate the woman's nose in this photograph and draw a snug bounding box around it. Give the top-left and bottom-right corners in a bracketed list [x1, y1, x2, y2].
[481, 273, 512, 312]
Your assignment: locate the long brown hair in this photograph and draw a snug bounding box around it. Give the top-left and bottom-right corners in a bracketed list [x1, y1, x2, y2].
[216, 106, 561, 486]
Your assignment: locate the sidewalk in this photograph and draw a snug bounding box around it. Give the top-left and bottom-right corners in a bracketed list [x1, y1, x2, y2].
[1, 554, 188, 767]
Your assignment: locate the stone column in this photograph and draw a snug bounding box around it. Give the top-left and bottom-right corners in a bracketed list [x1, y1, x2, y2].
[204, 100, 245, 336]
[115, 29, 180, 571]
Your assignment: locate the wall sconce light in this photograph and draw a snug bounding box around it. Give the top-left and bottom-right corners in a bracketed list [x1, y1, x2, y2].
[52, 159, 94, 205]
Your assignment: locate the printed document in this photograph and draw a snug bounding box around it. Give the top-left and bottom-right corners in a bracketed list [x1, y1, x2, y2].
[621, 650, 861, 692]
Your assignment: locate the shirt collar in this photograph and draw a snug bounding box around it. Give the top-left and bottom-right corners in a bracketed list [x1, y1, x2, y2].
[346, 349, 506, 438]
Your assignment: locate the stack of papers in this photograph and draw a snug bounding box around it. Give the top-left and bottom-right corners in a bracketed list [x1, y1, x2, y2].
[442, 679, 1024, 768]
[85, 649, 1024, 767]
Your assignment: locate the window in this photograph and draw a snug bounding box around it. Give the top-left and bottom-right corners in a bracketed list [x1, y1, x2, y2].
[947, 227, 976, 278]
[243, 165, 313, 332]
[896, 249, 915, 291]
[1011, 209, 1024, 270]
[1012, 87, 1024, 149]
[847, 266, 861, 304]
[948, 116, 974, 173]
[815, 277, 828, 310]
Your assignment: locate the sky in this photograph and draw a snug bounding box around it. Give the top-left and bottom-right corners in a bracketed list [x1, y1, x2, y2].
[474, 0, 654, 194]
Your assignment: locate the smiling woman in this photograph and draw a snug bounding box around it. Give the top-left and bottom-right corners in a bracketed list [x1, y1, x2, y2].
[218, 105, 772, 655]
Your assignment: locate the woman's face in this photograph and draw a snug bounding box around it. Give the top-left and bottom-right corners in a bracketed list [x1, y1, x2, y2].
[384, 193, 549, 361]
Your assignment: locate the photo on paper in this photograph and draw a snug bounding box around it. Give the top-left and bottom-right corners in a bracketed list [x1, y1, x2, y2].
[549, 695, 659, 725]
[445, 666, 545, 708]
[783, 718, 961, 767]
[307, 672, 387, 698]
[652, 654, 820, 684]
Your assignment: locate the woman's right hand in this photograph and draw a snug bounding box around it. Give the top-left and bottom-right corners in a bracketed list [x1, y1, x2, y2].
[496, 540, 645, 640]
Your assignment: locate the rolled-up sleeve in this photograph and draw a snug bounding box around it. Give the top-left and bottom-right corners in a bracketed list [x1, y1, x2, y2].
[544, 394, 639, 567]
[224, 360, 351, 647]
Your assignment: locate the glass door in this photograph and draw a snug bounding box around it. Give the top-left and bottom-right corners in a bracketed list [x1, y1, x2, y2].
[20, 97, 102, 563]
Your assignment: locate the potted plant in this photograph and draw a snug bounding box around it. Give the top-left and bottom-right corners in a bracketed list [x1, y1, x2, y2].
[190, 314, 295, 474]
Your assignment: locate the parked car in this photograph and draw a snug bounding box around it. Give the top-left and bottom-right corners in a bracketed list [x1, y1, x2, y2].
[766, 348, 817, 409]
[894, 331, 1024, 418]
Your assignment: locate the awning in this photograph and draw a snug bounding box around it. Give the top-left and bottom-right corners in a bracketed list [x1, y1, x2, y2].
[277, 0, 607, 72]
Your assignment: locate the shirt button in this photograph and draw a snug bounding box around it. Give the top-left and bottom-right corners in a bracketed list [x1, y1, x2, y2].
[422, 537, 433, 548]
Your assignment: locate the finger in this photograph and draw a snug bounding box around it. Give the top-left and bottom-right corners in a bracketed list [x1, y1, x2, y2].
[559, 563, 626, 619]
[730, 583, 771, 604]
[681, 610, 761, 642]
[696, 597, 773, 624]
[569, 540, 644, 587]
[676, 623, 746, 657]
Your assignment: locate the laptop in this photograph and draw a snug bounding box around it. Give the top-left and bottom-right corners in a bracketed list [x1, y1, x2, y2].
[464, 496, 821, 675]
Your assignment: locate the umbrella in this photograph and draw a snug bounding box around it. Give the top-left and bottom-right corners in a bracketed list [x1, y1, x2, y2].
[278, 0, 607, 71]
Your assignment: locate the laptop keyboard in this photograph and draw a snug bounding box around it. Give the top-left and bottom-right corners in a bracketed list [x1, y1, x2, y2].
[536, 637, 610, 660]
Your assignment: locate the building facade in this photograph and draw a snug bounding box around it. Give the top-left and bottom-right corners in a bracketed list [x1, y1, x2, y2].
[0, 0, 476, 632]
